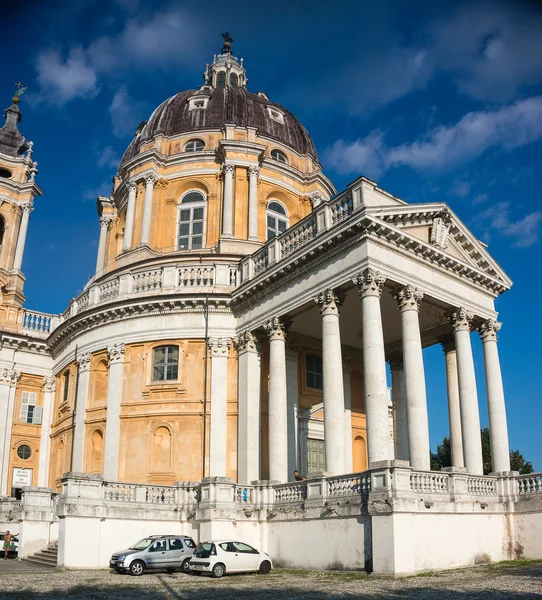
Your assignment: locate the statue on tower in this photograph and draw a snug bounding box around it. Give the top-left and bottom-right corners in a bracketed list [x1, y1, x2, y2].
[221, 32, 234, 54]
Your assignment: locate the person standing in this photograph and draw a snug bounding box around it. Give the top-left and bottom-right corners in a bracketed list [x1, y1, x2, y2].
[3, 530, 17, 560]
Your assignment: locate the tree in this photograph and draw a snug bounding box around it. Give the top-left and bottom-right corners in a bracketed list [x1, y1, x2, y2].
[430, 428, 534, 474]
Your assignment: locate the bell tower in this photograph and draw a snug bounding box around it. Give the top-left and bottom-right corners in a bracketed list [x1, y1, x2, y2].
[0, 84, 43, 331]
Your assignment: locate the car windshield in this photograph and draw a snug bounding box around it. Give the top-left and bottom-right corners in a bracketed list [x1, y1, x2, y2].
[194, 542, 215, 558]
[129, 538, 154, 550]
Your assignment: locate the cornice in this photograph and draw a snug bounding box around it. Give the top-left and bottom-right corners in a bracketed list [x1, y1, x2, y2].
[0, 332, 51, 356]
[48, 295, 234, 354]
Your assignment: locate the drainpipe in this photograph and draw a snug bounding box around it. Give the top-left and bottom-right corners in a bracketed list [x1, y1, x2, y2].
[202, 295, 209, 480]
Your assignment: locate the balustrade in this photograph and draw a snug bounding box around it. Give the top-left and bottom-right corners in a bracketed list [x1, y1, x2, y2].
[252, 247, 269, 275]
[466, 476, 498, 496]
[517, 473, 542, 495]
[280, 216, 316, 258]
[103, 482, 137, 502]
[99, 279, 120, 302]
[21, 310, 52, 335]
[410, 471, 450, 494]
[146, 486, 175, 504]
[330, 195, 353, 225]
[328, 473, 371, 497]
[273, 482, 306, 504]
[133, 269, 162, 293]
[234, 485, 254, 503]
[179, 266, 214, 287]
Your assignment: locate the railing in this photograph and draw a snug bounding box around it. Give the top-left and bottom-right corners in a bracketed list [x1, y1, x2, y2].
[103, 482, 137, 502]
[133, 269, 162, 292]
[252, 246, 269, 276]
[328, 473, 371, 497]
[234, 485, 254, 503]
[410, 471, 450, 494]
[517, 473, 542, 495]
[466, 476, 498, 496]
[330, 195, 353, 225]
[146, 486, 175, 504]
[273, 482, 306, 504]
[280, 215, 317, 258]
[21, 310, 54, 337]
[99, 279, 120, 302]
[179, 266, 214, 287]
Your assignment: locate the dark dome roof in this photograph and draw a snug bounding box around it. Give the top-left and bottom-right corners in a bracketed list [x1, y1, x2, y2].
[120, 87, 318, 168]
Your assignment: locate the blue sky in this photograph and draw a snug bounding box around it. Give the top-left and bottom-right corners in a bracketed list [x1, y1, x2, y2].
[2, 0, 541, 469]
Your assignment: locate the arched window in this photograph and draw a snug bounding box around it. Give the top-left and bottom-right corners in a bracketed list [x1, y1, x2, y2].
[178, 191, 206, 250]
[184, 139, 205, 152]
[270, 149, 288, 164]
[230, 73, 238, 87]
[216, 71, 226, 88]
[152, 345, 179, 382]
[266, 200, 289, 240]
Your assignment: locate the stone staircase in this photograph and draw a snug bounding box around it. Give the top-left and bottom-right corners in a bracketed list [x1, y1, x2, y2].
[20, 541, 58, 568]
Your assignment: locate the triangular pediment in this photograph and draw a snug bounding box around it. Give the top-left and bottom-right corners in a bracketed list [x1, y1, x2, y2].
[367, 202, 512, 289]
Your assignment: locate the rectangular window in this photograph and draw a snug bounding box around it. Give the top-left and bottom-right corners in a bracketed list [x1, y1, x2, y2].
[20, 391, 42, 424]
[62, 371, 70, 403]
[306, 354, 323, 390]
[152, 345, 179, 382]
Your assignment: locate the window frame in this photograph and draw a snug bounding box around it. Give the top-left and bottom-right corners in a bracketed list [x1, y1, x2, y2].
[183, 139, 205, 152]
[266, 200, 289, 241]
[19, 391, 42, 425]
[188, 97, 209, 111]
[16, 444, 32, 461]
[306, 353, 323, 391]
[151, 345, 180, 383]
[270, 149, 288, 164]
[177, 190, 207, 251]
[267, 106, 285, 124]
[62, 371, 70, 404]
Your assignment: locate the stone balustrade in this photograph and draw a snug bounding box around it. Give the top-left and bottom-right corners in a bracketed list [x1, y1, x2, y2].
[20, 309, 60, 338]
[517, 473, 542, 495]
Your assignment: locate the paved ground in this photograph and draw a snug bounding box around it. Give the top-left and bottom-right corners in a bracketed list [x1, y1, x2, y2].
[0, 562, 540, 599]
[0, 557, 52, 571]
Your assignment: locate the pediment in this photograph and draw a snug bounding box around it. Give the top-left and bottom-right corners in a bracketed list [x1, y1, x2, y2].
[368, 203, 512, 289]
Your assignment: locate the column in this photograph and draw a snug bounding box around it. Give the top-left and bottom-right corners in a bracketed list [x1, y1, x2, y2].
[286, 342, 300, 478]
[12, 202, 33, 271]
[0, 369, 21, 495]
[122, 181, 137, 251]
[355, 269, 391, 465]
[37, 376, 56, 487]
[393, 285, 430, 470]
[343, 360, 353, 473]
[441, 339, 464, 468]
[95, 215, 113, 274]
[103, 343, 125, 480]
[71, 352, 92, 473]
[236, 332, 261, 484]
[209, 338, 230, 477]
[247, 165, 259, 241]
[479, 320, 510, 473]
[449, 308, 483, 475]
[222, 163, 235, 238]
[264, 317, 289, 482]
[140, 172, 157, 246]
[388, 355, 409, 462]
[318, 289, 346, 475]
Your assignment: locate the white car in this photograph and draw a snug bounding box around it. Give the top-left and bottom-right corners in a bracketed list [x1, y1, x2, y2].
[189, 540, 273, 578]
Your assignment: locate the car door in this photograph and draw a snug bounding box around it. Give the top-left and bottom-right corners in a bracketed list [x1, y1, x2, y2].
[165, 538, 185, 567]
[231, 542, 260, 572]
[146, 539, 168, 569]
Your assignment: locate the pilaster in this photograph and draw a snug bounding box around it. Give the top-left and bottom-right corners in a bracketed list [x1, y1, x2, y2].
[103, 343, 125, 480]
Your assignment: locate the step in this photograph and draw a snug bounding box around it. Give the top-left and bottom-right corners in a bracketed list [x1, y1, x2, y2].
[40, 550, 58, 557]
[21, 556, 57, 568]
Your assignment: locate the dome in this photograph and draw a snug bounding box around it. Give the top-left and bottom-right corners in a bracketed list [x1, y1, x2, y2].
[119, 86, 318, 169]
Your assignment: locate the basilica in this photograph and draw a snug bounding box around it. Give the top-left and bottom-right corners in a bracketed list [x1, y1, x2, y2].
[0, 38, 540, 575]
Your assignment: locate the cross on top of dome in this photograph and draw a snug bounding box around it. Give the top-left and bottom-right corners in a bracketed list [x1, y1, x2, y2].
[221, 32, 234, 54]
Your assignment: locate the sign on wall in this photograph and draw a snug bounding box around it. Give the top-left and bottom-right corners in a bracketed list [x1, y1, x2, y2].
[12, 467, 33, 488]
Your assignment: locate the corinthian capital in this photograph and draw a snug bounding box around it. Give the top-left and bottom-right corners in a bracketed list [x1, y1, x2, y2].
[0, 368, 21, 386]
[449, 308, 474, 333]
[316, 289, 344, 316]
[223, 163, 235, 176]
[127, 181, 138, 193]
[20, 201, 34, 214]
[478, 319, 501, 343]
[100, 215, 115, 228]
[353, 269, 385, 298]
[107, 343, 125, 364]
[393, 285, 424, 312]
[264, 316, 291, 342]
[247, 165, 260, 178]
[208, 337, 230, 357]
[77, 351, 92, 372]
[144, 172, 158, 186]
[43, 375, 56, 393]
[234, 331, 260, 354]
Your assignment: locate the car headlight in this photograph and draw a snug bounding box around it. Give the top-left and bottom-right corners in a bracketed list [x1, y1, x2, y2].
[117, 555, 126, 561]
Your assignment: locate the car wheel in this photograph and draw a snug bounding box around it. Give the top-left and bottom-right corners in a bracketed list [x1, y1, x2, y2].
[129, 560, 145, 576]
[258, 561, 272, 575]
[181, 558, 191, 574]
[212, 563, 226, 578]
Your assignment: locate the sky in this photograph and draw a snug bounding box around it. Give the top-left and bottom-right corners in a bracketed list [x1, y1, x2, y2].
[2, 0, 541, 470]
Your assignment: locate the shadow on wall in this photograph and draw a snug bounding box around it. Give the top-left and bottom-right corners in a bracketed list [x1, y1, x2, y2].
[6, 569, 542, 600]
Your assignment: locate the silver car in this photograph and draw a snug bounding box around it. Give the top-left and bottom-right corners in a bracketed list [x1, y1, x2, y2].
[110, 535, 196, 576]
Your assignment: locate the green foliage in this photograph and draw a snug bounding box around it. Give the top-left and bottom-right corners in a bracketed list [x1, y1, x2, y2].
[431, 428, 534, 474]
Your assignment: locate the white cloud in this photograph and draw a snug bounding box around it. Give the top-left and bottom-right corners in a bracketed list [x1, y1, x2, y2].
[83, 181, 112, 202]
[97, 146, 120, 169]
[35, 48, 98, 105]
[474, 202, 542, 248]
[325, 96, 542, 176]
[109, 87, 145, 138]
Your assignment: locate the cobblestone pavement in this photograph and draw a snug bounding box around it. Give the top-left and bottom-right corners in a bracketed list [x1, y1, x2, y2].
[0, 563, 541, 599]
